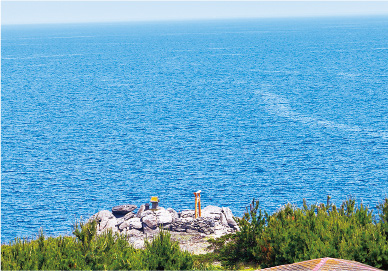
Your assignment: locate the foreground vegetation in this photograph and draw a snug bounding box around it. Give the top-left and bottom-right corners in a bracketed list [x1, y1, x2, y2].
[209, 197, 388, 270]
[1, 220, 195, 270]
[2, 197, 387, 270]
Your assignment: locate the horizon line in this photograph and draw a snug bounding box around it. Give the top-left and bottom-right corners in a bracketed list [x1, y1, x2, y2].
[3, 13, 388, 26]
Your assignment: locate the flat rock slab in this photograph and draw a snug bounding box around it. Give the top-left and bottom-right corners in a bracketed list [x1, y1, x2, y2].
[91, 205, 239, 248]
[112, 205, 137, 215]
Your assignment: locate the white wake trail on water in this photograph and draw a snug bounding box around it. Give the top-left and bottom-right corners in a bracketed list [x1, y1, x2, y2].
[256, 87, 388, 140]
[2, 54, 84, 60]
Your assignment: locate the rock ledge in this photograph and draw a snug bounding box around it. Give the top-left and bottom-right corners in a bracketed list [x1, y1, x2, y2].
[89, 205, 239, 252]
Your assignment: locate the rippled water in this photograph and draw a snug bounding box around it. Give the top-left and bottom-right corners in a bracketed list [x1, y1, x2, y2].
[2, 17, 388, 243]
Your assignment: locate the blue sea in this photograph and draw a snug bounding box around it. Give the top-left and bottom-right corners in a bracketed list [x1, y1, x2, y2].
[2, 17, 388, 243]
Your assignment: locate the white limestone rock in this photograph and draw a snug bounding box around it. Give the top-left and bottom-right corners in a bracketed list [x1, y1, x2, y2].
[155, 207, 173, 225]
[201, 206, 222, 220]
[222, 207, 238, 229]
[119, 217, 142, 230]
[219, 212, 229, 227]
[143, 225, 160, 237]
[99, 217, 118, 232]
[92, 210, 114, 222]
[167, 208, 178, 222]
[140, 210, 154, 219]
[136, 204, 146, 218]
[142, 213, 158, 229]
[180, 210, 195, 218]
[116, 212, 135, 226]
[91, 210, 117, 233]
[91, 204, 239, 239]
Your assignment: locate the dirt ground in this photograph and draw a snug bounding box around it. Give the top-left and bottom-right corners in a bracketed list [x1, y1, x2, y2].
[169, 231, 215, 255]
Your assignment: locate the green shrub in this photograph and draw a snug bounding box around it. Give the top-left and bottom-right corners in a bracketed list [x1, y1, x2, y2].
[213, 197, 388, 269]
[143, 229, 194, 270]
[1, 222, 193, 270]
[3, 197, 387, 270]
[1, 230, 83, 270]
[377, 198, 388, 237]
[191, 253, 224, 270]
[208, 199, 267, 268]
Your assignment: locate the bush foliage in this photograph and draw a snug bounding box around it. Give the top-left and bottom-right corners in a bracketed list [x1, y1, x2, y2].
[2, 197, 387, 270]
[210, 197, 388, 269]
[1, 220, 193, 270]
[143, 230, 193, 270]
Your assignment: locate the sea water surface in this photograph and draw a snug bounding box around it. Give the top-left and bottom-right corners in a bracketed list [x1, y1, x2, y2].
[2, 17, 388, 243]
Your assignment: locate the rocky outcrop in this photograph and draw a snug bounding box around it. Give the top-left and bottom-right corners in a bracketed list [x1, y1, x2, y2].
[167, 208, 178, 222]
[90, 210, 114, 221]
[201, 205, 223, 219]
[89, 204, 240, 248]
[88, 210, 117, 233]
[112, 205, 137, 216]
[141, 210, 159, 236]
[222, 207, 239, 229]
[136, 205, 146, 218]
[118, 217, 142, 230]
[155, 208, 173, 225]
[170, 217, 216, 234]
